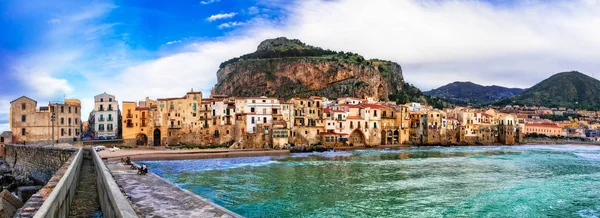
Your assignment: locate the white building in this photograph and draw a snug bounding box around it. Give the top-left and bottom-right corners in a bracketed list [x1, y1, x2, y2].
[93, 92, 119, 138]
[242, 97, 280, 133]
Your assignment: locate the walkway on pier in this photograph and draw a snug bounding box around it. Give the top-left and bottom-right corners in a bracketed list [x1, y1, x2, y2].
[105, 162, 241, 218]
[68, 156, 101, 217]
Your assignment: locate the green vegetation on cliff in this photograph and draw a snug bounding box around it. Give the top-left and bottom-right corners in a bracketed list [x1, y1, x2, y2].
[214, 37, 445, 106]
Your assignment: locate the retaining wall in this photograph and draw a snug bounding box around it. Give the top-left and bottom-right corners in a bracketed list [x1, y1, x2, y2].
[11, 145, 81, 218]
[5, 144, 76, 184]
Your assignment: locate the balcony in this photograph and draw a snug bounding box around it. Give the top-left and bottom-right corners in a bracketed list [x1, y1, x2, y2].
[126, 123, 134, 128]
[169, 125, 182, 129]
[126, 114, 133, 118]
[98, 118, 105, 121]
[108, 118, 113, 121]
[98, 129, 105, 132]
[108, 108, 113, 111]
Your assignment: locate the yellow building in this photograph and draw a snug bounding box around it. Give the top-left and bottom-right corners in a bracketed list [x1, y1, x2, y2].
[122, 98, 156, 145]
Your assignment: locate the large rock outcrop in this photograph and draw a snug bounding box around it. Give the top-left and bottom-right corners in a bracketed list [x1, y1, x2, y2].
[212, 37, 408, 101]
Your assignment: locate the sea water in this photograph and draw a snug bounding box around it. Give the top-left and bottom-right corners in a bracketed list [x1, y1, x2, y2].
[139, 145, 600, 218]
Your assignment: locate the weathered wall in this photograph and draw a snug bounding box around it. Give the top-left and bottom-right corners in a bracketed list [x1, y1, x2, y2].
[14, 146, 81, 218]
[4, 144, 76, 184]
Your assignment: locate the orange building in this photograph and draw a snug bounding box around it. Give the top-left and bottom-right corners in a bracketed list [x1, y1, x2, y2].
[524, 123, 562, 137]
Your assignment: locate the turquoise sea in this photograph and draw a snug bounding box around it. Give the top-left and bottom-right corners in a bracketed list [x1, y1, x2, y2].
[140, 145, 600, 218]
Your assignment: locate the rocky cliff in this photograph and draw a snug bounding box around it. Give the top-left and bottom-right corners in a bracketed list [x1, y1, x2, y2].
[212, 37, 410, 101]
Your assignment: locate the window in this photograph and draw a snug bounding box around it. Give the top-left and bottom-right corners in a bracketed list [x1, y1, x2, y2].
[100, 98, 104, 102]
[251, 117, 255, 124]
[68, 107, 71, 113]
[226, 130, 230, 135]
[108, 114, 112, 121]
[263, 109, 266, 114]
[374, 122, 377, 129]
[75, 118, 78, 124]
[21, 128, 25, 136]
[75, 107, 78, 114]
[109, 98, 112, 102]
[99, 105, 104, 111]
[61, 106, 64, 113]
[68, 129, 71, 136]
[21, 115, 26, 122]
[68, 118, 71, 125]
[251, 108, 255, 113]
[61, 118, 64, 124]
[263, 117, 267, 123]
[0, 137, 3, 143]
[374, 110, 377, 117]
[252, 100, 256, 103]
[21, 103, 26, 110]
[61, 128, 64, 136]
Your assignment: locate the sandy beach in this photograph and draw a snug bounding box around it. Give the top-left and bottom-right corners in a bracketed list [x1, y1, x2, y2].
[97, 147, 290, 161]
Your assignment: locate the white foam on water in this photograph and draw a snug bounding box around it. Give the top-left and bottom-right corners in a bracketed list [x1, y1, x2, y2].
[574, 153, 600, 161]
[577, 208, 598, 218]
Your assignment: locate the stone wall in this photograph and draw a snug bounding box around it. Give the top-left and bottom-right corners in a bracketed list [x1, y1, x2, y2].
[4, 144, 77, 184]
[14, 146, 81, 217]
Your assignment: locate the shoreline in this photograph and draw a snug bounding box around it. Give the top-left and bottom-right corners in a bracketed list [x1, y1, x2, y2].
[98, 143, 600, 161]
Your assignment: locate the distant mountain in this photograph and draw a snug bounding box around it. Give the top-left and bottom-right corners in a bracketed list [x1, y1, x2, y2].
[424, 81, 524, 105]
[495, 71, 600, 109]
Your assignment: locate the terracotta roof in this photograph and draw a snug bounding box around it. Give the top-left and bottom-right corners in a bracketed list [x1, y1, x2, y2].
[525, 123, 561, 128]
[347, 116, 363, 120]
[362, 104, 389, 110]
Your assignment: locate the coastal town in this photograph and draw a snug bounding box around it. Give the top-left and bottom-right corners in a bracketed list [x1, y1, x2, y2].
[4, 90, 599, 150]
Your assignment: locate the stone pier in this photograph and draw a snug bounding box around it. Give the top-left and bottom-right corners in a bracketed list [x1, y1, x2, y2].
[105, 162, 242, 218]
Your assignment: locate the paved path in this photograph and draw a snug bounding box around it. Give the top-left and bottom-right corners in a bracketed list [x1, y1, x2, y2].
[105, 161, 242, 218]
[68, 158, 102, 217]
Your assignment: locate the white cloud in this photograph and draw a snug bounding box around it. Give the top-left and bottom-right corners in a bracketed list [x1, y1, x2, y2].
[206, 12, 237, 22]
[166, 40, 182, 45]
[47, 18, 61, 24]
[14, 69, 74, 98]
[100, 0, 600, 104]
[218, 21, 245, 29]
[247, 6, 259, 15]
[200, 0, 220, 5]
[0, 123, 8, 133]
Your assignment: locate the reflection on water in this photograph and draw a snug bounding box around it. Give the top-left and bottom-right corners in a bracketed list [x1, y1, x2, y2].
[140, 145, 600, 218]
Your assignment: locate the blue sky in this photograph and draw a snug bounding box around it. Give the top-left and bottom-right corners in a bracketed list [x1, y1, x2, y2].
[1, 0, 600, 131]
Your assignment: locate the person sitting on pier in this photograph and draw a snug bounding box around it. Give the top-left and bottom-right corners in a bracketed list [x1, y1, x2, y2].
[138, 164, 148, 175]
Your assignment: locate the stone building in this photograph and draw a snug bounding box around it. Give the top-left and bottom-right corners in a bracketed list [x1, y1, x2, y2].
[122, 98, 156, 145]
[92, 93, 119, 138]
[10, 96, 81, 144]
[154, 90, 203, 145]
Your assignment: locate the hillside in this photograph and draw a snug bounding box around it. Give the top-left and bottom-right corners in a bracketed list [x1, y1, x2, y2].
[496, 71, 600, 109]
[424, 81, 524, 105]
[212, 37, 447, 107]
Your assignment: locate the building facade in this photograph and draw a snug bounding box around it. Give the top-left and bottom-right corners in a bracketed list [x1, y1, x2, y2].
[10, 96, 81, 144]
[92, 93, 120, 138]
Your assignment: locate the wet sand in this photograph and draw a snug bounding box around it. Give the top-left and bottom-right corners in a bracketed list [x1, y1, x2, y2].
[98, 148, 290, 161]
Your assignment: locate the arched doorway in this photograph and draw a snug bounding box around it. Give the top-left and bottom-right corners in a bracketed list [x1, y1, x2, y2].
[387, 130, 393, 145]
[136, 134, 148, 146]
[153, 129, 161, 146]
[349, 129, 366, 146]
[381, 130, 387, 145]
[393, 130, 399, 144]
